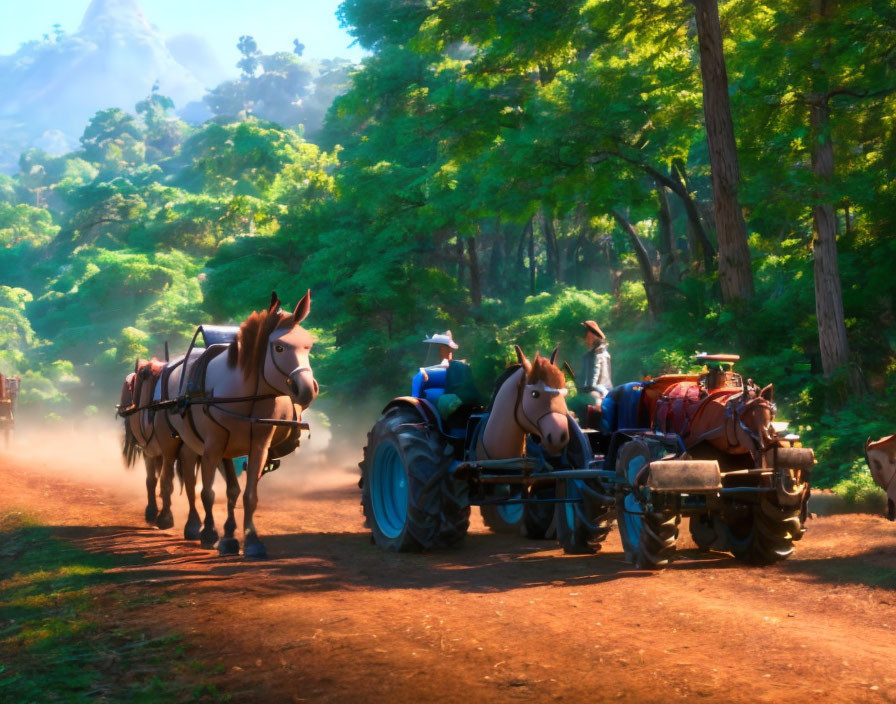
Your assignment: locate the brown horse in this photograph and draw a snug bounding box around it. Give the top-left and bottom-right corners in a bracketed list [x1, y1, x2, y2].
[119, 359, 179, 528]
[651, 378, 778, 462]
[476, 346, 570, 459]
[164, 291, 318, 557]
[865, 435, 896, 520]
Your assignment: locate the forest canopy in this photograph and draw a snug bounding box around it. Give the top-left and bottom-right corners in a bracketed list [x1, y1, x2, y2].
[1, 0, 895, 492]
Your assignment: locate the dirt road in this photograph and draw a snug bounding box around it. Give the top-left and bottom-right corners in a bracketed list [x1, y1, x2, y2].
[2, 430, 895, 703]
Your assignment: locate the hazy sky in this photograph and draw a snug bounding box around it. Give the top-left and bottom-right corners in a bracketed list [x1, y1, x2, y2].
[0, 0, 366, 68]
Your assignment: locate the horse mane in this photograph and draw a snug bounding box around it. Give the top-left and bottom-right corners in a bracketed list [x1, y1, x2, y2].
[527, 356, 565, 389]
[227, 308, 294, 376]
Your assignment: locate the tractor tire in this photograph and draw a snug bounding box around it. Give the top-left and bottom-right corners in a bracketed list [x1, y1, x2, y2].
[556, 420, 612, 554]
[688, 513, 724, 552]
[615, 440, 680, 569]
[360, 406, 469, 551]
[724, 495, 802, 565]
[480, 502, 524, 534]
[520, 488, 554, 539]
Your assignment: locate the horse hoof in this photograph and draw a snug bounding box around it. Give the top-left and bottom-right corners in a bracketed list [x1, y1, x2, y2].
[184, 525, 201, 541]
[243, 540, 268, 559]
[155, 511, 174, 530]
[145, 506, 159, 524]
[200, 528, 219, 549]
[217, 538, 240, 556]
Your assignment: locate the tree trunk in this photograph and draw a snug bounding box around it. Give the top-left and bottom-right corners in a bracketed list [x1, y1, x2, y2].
[528, 219, 536, 295]
[455, 238, 466, 283]
[514, 219, 529, 285]
[566, 232, 587, 287]
[541, 208, 561, 285]
[806, 0, 862, 395]
[612, 210, 662, 318]
[467, 235, 482, 308]
[670, 159, 716, 269]
[692, 0, 754, 302]
[655, 179, 678, 283]
[618, 154, 716, 270]
[488, 223, 506, 297]
[809, 98, 859, 391]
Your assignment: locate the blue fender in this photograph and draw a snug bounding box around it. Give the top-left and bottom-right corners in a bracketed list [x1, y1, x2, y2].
[383, 396, 444, 434]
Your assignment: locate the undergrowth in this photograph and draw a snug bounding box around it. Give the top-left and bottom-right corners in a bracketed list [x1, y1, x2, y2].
[0, 511, 227, 703]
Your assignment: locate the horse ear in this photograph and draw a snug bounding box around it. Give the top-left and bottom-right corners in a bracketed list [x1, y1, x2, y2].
[515, 345, 532, 374]
[549, 345, 559, 365]
[269, 291, 281, 312]
[760, 383, 773, 401]
[292, 289, 311, 324]
[134, 358, 140, 374]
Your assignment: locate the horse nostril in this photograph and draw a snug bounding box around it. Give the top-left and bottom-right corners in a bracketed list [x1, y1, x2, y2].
[560, 431, 567, 444]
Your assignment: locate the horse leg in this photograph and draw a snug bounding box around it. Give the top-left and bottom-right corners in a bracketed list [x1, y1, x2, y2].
[199, 451, 222, 548]
[217, 459, 242, 556]
[243, 439, 273, 559]
[182, 449, 202, 540]
[155, 453, 176, 530]
[144, 455, 159, 524]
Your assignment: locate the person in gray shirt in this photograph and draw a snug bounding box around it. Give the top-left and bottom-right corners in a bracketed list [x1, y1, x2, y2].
[578, 320, 612, 411]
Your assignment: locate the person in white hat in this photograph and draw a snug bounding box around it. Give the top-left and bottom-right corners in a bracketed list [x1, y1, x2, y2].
[413, 331, 479, 419]
[422, 330, 458, 373]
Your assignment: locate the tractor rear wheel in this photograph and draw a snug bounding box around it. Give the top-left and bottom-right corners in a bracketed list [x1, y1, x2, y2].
[688, 513, 727, 552]
[724, 495, 802, 565]
[480, 502, 524, 534]
[479, 493, 554, 538]
[522, 492, 555, 538]
[360, 406, 469, 551]
[615, 440, 680, 569]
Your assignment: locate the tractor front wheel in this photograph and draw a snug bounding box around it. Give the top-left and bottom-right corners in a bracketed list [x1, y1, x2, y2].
[615, 440, 680, 569]
[556, 421, 612, 554]
[360, 406, 469, 551]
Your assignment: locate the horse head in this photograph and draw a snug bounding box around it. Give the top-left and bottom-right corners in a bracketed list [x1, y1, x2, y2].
[230, 290, 319, 409]
[730, 383, 777, 454]
[119, 371, 138, 413]
[515, 345, 570, 455]
[865, 435, 896, 520]
[133, 358, 165, 408]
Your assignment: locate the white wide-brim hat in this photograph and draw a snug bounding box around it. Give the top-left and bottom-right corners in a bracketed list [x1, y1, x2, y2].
[423, 330, 458, 349]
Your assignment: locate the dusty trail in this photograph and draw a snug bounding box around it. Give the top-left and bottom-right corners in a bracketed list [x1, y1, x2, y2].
[2, 426, 895, 703]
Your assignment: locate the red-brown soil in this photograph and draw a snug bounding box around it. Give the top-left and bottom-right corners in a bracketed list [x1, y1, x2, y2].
[2, 431, 895, 703]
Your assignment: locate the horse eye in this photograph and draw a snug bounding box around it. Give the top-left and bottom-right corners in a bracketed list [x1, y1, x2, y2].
[275, 345, 284, 353]
[531, 390, 540, 399]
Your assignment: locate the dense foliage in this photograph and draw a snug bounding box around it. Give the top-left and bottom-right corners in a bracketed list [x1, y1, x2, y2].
[1, 3, 894, 491]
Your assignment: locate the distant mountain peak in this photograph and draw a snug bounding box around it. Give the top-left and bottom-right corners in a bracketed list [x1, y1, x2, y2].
[80, 0, 154, 36]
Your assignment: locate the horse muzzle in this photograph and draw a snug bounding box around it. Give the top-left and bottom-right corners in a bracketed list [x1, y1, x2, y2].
[539, 412, 570, 456]
[286, 367, 319, 408]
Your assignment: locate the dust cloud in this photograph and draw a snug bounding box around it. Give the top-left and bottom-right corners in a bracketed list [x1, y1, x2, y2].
[0, 408, 365, 506]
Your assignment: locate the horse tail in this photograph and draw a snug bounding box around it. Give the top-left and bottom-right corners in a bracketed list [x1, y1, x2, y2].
[122, 422, 142, 469]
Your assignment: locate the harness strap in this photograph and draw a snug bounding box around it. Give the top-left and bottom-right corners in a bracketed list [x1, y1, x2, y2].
[119, 393, 279, 416]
